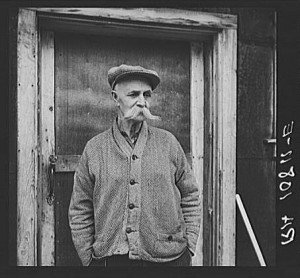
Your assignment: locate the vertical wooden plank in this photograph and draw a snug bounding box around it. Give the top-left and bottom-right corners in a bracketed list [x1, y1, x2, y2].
[203, 41, 214, 266]
[218, 29, 237, 266]
[211, 28, 237, 266]
[215, 30, 225, 266]
[190, 42, 204, 266]
[212, 32, 221, 266]
[17, 8, 38, 266]
[38, 31, 55, 265]
[273, 12, 277, 157]
[9, 7, 19, 266]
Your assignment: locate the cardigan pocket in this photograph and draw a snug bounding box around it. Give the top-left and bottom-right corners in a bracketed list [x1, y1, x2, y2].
[153, 230, 187, 258]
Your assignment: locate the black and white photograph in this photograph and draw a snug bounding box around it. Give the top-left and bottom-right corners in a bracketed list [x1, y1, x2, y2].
[2, 2, 300, 276]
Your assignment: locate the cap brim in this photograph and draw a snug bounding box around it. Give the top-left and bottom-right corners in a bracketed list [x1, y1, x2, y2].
[112, 71, 160, 90]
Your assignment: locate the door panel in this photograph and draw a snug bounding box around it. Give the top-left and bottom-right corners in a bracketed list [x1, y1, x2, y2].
[55, 32, 190, 155]
[54, 32, 191, 265]
[54, 172, 82, 266]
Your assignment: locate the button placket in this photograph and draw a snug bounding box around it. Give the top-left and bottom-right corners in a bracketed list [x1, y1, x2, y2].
[127, 122, 148, 259]
[127, 152, 142, 255]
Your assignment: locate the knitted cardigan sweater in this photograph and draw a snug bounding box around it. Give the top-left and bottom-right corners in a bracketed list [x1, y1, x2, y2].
[68, 120, 201, 266]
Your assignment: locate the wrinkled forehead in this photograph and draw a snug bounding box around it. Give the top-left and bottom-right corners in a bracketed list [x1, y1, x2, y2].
[114, 75, 152, 92]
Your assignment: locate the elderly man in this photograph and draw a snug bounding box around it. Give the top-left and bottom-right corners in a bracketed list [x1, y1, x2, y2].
[68, 64, 201, 267]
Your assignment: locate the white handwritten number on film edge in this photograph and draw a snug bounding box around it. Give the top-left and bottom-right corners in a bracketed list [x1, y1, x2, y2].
[279, 121, 295, 246]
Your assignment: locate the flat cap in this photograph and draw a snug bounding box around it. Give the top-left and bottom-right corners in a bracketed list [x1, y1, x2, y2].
[108, 64, 160, 90]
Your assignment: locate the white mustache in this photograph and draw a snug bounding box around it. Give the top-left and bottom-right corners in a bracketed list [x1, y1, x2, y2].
[122, 106, 161, 121]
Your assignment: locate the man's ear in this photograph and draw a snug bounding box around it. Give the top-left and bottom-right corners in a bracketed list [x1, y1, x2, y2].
[111, 90, 119, 104]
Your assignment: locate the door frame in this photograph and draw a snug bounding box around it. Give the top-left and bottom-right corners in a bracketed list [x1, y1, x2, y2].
[15, 8, 237, 266]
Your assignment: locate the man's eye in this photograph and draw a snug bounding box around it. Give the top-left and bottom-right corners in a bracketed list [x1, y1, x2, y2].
[144, 92, 152, 97]
[128, 93, 138, 97]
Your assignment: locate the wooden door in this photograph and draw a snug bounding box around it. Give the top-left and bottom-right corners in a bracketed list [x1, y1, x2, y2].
[52, 32, 192, 266]
[18, 8, 236, 267]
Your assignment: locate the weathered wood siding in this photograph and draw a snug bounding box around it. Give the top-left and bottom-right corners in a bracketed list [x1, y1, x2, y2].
[235, 8, 276, 266]
[8, 7, 274, 266]
[32, 8, 237, 30]
[190, 42, 205, 265]
[192, 7, 276, 266]
[39, 30, 55, 266]
[9, 7, 18, 266]
[16, 9, 38, 266]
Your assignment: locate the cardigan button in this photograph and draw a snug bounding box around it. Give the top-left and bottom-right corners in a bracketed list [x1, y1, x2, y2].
[126, 227, 132, 233]
[130, 179, 136, 185]
[128, 203, 135, 209]
[168, 235, 173, 241]
[132, 154, 138, 160]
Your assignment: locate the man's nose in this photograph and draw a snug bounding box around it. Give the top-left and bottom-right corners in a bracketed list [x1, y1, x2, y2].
[136, 95, 146, 107]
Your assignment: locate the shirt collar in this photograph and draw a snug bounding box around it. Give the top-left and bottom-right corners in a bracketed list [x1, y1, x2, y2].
[112, 118, 148, 158]
[116, 117, 143, 143]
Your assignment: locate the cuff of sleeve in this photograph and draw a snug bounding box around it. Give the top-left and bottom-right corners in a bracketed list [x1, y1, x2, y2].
[82, 255, 93, 266]
[187, 246, 195, 257]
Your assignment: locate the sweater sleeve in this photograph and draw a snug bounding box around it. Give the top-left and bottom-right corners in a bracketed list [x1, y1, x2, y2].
[68, 142, 95, 266]
[173, 138, 201, 256]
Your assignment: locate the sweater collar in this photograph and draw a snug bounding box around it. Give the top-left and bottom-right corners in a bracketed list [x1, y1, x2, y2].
[116, 118, 143, 148]
[112, 118, 148, 158]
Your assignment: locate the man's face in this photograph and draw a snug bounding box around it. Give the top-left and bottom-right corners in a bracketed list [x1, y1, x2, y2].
[113, 77, 153, 122]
